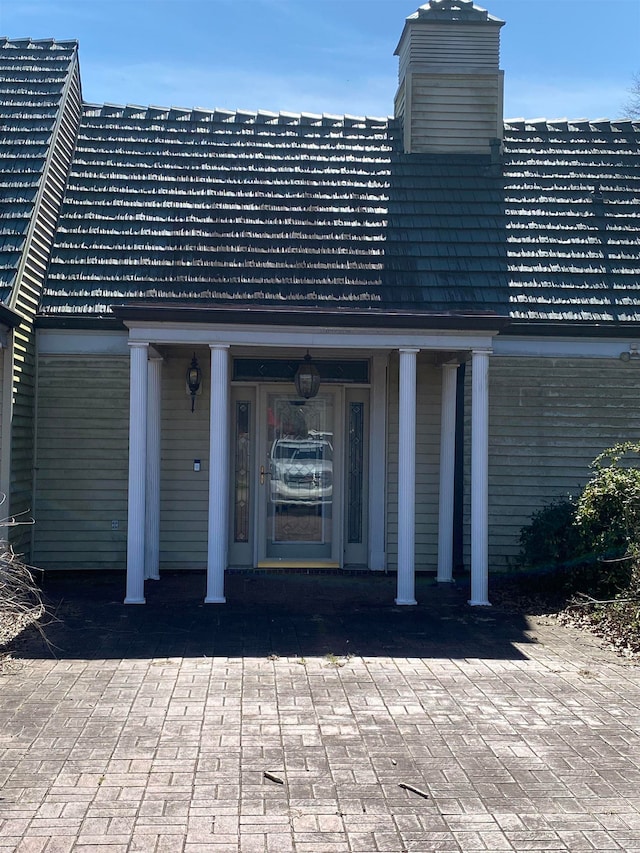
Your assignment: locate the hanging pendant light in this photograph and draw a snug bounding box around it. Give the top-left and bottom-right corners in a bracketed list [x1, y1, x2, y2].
[294, 350, 321, 399]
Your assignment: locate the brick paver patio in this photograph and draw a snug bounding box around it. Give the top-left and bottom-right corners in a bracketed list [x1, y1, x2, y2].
[1, 571, 639, 852]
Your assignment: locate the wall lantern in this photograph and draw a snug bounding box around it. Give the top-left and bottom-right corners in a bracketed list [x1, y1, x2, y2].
[294, 350, 321, 399]
[186, 353, 202, 412]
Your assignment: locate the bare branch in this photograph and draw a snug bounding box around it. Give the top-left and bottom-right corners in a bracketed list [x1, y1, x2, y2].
[622, 72, 640, 119]
[0, 520, 46, 652]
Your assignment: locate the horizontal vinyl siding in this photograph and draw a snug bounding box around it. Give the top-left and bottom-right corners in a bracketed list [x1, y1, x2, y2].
[160, 349, 210, 568]
[409, 73, 501, 153]
[10, 326, 35, 541]
[486, 356, 640, 570]
[386, 355, 441, 572]
[398, 25, 500, 80]
[33, 355, 129, 569]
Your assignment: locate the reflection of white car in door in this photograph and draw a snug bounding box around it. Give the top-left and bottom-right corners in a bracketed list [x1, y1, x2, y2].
[269, 436, 333, 504]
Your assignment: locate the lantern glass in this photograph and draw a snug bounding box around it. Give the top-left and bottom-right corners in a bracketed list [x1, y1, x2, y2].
[187, 366, 200, 392]
[294, 351, 320, 399]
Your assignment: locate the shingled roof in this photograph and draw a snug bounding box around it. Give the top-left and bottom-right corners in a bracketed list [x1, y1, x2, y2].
[40, 103, 640, 326]
[0, 37, 78, 304]
[44, 103, 510, 319]
[504, 118, 640, 325]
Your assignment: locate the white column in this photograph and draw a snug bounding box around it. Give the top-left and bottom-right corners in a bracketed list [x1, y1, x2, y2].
[437, 362, 458, 583]
[144, 355, 162, 581]
[470, 349, 491, 606]
[396, 347, 419, 605]
[206, 344, 229, 603]
[368, 353, 388, 571]
[125, 341, 148, 604]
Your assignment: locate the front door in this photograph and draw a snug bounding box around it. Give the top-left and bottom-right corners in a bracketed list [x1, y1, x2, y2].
[259, 389, 340, 565]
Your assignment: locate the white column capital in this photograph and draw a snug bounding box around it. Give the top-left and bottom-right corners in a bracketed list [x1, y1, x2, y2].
[209, 343, 230, 351]
[399, 346, 420, 355]
[128, 341, 150, 350]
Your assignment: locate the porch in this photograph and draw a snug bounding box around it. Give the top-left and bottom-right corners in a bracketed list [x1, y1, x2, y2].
[119, 309, 499, 608]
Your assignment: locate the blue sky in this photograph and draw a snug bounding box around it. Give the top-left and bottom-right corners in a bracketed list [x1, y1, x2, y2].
[2, 0, 639, 120]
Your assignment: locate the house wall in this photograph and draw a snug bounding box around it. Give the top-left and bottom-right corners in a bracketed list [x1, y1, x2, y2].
[159, 349, 211, 568]
[484, 355, 640, 570]
[384, 352, 640, 577]
[34, 347, 639, 575]
[32, 355, 129, 569]
[32, 348, 213, 571]
[386, 354, 442, 571]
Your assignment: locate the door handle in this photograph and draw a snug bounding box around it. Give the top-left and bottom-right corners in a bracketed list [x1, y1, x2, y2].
[260, 465, 269, 485]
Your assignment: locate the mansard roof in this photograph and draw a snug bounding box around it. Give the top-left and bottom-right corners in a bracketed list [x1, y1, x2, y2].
[0, 37, 78, 303]
[42, 104, 640, 326]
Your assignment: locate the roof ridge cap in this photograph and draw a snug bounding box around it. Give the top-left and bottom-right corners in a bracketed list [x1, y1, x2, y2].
[0, 36, 78, 49]
[505, 117, 640, 131]
[81, 101, 392, 127]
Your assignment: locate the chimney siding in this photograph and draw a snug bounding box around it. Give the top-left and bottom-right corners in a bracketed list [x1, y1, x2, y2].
[395, 2, 505, 155]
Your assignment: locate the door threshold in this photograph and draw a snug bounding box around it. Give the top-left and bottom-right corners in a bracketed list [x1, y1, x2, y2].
[257, 560, 341, 569]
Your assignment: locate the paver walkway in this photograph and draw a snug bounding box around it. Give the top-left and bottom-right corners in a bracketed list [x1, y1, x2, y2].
[1, 571, 639, 852]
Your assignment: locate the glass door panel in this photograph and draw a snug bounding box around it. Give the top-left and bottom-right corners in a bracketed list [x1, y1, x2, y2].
[265, 392, 334, 560]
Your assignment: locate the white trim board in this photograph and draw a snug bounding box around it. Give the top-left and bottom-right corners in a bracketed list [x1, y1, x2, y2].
[38, 327, 640, 360]
[125, 321, 497, 350]
[38, 330, 129, 355]
[493, 336, 640, 359]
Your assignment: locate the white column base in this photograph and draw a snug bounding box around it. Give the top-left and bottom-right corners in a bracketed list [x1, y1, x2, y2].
[204, 595, 227, 605]
[468, 598, 492, 607]
[124, 597, 146, 605]
[395, 597, 418, 606]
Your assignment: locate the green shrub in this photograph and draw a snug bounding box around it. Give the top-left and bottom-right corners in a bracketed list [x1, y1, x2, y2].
[518, 498, 582, 568]
[517, 442, 640, 607]
[575, 442, 640, 557]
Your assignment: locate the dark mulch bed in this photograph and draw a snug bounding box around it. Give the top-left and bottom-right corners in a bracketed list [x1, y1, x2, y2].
[490, 568, 640, 660]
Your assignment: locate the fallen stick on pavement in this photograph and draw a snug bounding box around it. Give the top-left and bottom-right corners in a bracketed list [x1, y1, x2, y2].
[399, 782, 429, 799]
[264, 771, 284, 785]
